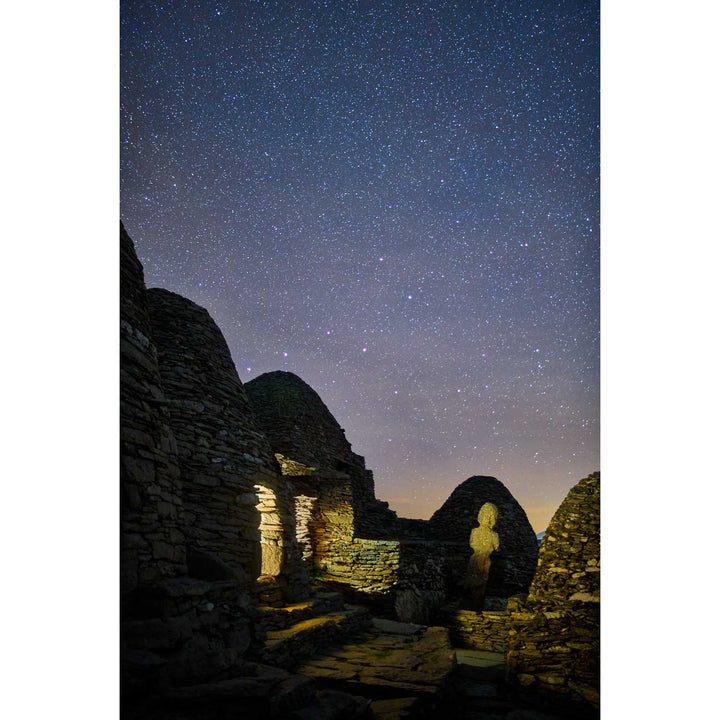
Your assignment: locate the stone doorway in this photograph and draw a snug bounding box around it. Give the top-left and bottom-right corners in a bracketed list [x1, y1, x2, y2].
[254, 484, 283, 576]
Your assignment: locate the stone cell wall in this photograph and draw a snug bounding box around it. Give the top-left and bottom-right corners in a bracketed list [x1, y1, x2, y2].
[120, 223, 186, 593]
[506, 472, 600, 707]
[294, 472, 401, 613]
[527, 472, 600, 606]
[394, 540, 446, 624]
[245, 371, 395, 535]
[447, 609, 512, 652]
[245, 371, 363, 472]
[429, 476, 539, 597]
[146, 289, 304, 591]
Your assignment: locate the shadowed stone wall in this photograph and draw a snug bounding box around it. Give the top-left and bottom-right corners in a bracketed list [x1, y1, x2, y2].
[506, 472, 600, 707]
[446, 608, 514, 653]
[146, 289, 306, 593]
[121, 227, 261, 712]
[120, 223, 186, 594]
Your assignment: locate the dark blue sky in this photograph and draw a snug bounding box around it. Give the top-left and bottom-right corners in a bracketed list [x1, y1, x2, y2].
[121, 0, 599, 531]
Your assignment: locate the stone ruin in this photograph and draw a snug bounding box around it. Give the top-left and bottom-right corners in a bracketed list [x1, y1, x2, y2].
[243, 372, 540, 624]
[120, 222, 600, 718]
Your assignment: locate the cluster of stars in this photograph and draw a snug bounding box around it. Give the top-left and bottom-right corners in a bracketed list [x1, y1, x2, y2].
[121, 0, 599, 532]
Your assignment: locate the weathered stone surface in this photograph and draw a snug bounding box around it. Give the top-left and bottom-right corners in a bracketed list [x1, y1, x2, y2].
[297, 623, 456, 703]
[371, 618, 423, 636]
[506, 472, 600, 709]
[146, 288, 306, 594]
[256, 606, 372, 670]
[120, 223, 186, 592]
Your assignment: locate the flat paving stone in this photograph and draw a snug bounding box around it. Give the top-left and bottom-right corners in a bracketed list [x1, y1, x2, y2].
[455, 648, 506, 668]
[296, 621, 455, 701]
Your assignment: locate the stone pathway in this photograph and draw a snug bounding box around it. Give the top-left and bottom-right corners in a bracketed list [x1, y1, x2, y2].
[295, 618, 456, 718]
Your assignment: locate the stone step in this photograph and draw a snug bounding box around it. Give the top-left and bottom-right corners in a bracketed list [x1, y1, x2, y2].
[257, 605, 372, 670]
[258, 591, 345, 630]
[296, 623, 456, 710]
[161, 662, 317, 718]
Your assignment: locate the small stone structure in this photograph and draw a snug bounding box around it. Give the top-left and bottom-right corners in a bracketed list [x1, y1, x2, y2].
[428, 476, 539, 600]
[245, 371, 396, 535]
[506, 472, 600, 707]
[245, 372, 454, 622]
[146, 289, 306, 595]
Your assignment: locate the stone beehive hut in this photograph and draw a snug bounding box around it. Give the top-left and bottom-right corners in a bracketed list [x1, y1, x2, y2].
[506, 472, 600, 707]
[120, 223, 187, 595]
[245, 371, 362, 472]
[121, 226, 264, 713]
[245, 371, 395, 535]
[246, 371, 447, 621]
[146, 289, 304, 591]
[429, 476, 539, 598]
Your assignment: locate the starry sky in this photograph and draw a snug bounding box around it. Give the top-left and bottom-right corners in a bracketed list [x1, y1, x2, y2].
[121, 0, 599, 533]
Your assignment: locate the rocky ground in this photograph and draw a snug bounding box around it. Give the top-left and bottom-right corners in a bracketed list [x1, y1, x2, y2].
[445, 649, 599, 720]
[123, 588, 599, 720]
[296, 617, 456, 718]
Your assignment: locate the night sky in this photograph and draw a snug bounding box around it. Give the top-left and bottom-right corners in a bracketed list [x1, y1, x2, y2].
[120, 0, 599, 533]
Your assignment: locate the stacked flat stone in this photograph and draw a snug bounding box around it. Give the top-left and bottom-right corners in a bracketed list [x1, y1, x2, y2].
[146, 288, 303, 589]
[245, 371, 364, 472]
[429, 476, 539, 597]
[120, 223, 187, 593]
[506, 472, 600, 707]
[245, 371, 395, 535]
[446, 608, 511, 652]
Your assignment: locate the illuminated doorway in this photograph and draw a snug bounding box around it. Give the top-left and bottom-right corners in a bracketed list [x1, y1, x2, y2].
[254, 484, 282, 576]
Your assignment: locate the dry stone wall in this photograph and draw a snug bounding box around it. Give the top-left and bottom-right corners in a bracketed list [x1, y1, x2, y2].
[120, 223, 186, 594]
[245, 371, 396, 536]
[146, 289, 305, 593]
[506, 472, 600, 707]
[121, 227, 266, 712]
[246, 374, 541, 621]
[393, 540, 446, 624]
[446, 609, 512, 652]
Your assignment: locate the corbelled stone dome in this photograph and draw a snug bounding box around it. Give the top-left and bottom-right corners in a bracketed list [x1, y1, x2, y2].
[430, 476, 539, 596]
[245, 371, 362, 472]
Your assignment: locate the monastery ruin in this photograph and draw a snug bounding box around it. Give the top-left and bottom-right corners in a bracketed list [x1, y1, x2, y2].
[121, 223, 600, 719]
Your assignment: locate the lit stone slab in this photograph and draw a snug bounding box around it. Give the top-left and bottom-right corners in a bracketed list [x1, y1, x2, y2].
[455, 648, 506, 668]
